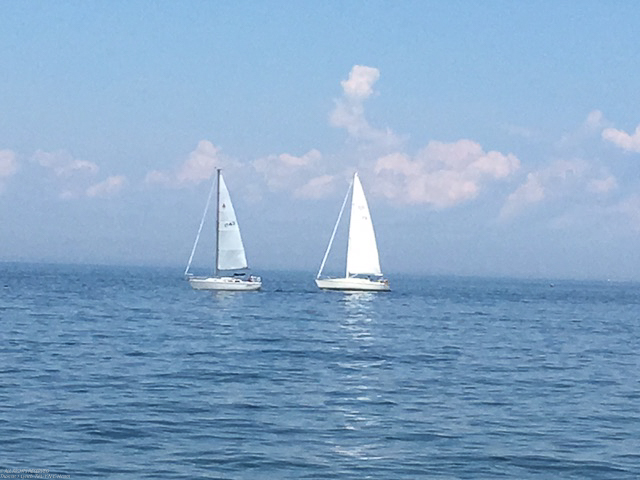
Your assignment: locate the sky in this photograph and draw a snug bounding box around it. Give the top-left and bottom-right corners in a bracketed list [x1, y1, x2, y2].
[1, 0, 640, 280]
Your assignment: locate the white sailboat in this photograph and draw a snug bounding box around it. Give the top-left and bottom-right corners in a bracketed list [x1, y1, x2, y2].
[185, 169, 261, 291]
[316, 172, 390, 292]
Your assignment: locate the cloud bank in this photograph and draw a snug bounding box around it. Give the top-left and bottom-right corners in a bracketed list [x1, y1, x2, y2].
[497, 110, 630, 224]
[327, 65, 521, 207]
[501, 160, 585, 218]
[16, 66, 634, 229]
[374, 140, 520, 207]
[141, 65, 523, 209]
[500, 159, 617, 220]
[29, 149, 127, 199]
[33, 149, 99, 178]
[253, 149, 323, 192]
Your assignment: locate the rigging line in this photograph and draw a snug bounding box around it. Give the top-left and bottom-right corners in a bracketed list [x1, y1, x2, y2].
[184, 175, 217, 277]
[316, 176, 354, 279]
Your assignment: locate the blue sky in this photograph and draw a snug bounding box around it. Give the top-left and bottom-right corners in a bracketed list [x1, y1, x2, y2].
[2, 1, 640, 280]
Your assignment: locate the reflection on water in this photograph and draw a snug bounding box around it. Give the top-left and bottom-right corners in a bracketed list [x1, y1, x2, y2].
[209, 290, 243, 303]
[342, 291, 375, 310]
[198, 289, 264, 327]
[332, 291, 389, 461]
[340, 293, 375, 342]
[206, 288, 264, 307]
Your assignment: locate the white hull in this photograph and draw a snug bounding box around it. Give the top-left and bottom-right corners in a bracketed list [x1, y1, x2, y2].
[315, 277, 390, 292]
[188, 276, 261, 291]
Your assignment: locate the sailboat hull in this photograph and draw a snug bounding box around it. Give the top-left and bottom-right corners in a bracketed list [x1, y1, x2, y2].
[315, 277, 390, 292]
[188, 276, 261, 291]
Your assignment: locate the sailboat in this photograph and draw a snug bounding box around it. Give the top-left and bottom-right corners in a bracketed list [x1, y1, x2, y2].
[185, 169, 261, 291]
[316, 172, 390, 291]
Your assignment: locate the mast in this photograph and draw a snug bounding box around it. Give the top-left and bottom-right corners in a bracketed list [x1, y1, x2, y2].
[214, 168, 221, 277]
[345, 173, 355, 278]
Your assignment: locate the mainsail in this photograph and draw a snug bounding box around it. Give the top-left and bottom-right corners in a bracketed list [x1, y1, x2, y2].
[346, 173, 382, 276]
[217, 173, 248, 271]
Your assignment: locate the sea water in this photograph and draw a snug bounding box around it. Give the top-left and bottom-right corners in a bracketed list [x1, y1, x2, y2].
[1, 263, 639, 479]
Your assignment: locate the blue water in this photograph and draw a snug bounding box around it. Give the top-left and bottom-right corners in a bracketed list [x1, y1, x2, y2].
[1, 263, 639, 479]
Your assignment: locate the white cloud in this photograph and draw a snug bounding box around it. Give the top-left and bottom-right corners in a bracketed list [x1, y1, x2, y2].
[57, 174, 128, 199]
[86, 175, 127, 198]
[613, 194, 640, 231]
[144, 170, 171, 185]
[504, 124, 538, 139]
[253, 149, 322, 192]
[0, 149, 18, 193]
[499, 111, 628, 224]
[176, 140, 220, 184]
[587, 174, 617, 194]
[585, 110, 606, 131]
[293, 174, 337, 199]
[33, 149, 99, 177]
[500, 159, 598, 219]
[0, 149, 18, 178]
[374, 139, 520, 208]
[145, 140, 226, 187]
[556, 110, 613, 153]
[602, 124, 640, 153]
[329, 100, 367, 138]
[500, 173, 546, 218]
[330, 65, 404, 150]
[341, 65, 380, 100]
[29, 149, 126, 199]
